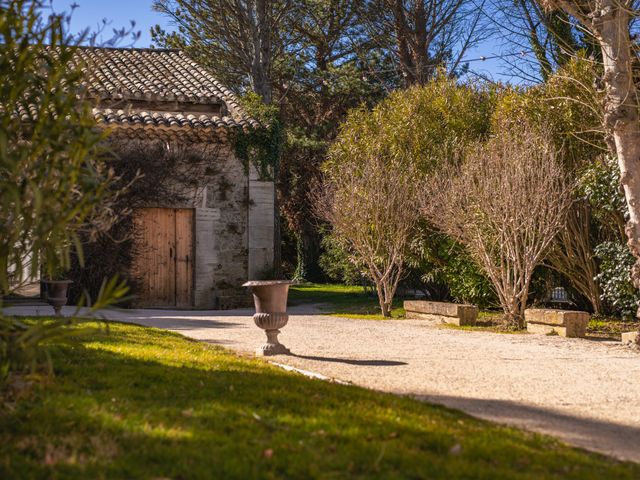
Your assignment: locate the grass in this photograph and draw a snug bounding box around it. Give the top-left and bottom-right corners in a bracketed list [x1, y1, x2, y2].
[290, 285, 639, 339]
[289, 283, 405, 319]
[1, 320, 639, 479]
[587, 317, 640, 340]
[288, 284, 513, 331]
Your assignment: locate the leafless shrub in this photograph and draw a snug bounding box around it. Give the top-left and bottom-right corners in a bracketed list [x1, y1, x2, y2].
[545, 201, 602, 313]
[424, 120, 573, 327]
[314, 156, 423, 317]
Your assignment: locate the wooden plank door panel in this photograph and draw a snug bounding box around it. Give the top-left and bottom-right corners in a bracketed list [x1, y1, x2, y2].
[133, 208, 193, 308]
[163, 208, 177, 305]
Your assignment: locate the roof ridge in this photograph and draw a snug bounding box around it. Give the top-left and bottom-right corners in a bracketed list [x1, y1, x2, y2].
[74, 46, 181, 53]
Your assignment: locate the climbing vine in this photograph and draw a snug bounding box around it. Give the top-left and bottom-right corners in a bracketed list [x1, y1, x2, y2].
[233, 92, 283, 181]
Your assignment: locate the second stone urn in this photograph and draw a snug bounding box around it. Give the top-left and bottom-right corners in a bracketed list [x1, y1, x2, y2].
[243, 280, 294, 356]
[42, 279, 73, 317]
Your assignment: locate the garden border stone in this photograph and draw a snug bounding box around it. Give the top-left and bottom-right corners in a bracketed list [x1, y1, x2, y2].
[524, 309, 589, 338]
[403, 300, 477, 326]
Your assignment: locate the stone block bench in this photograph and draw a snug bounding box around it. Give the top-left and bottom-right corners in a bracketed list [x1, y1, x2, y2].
[404, 300, 478, 326]
[524, 309, 589, 338]
[622, 331, 639, 345]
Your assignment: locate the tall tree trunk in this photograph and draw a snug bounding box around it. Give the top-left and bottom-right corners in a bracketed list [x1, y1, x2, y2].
[392, 0, 416, 86]
[412, 0, 429, 84]
[252, 0, 279, 274]
[255, 0, 272, 104]
[594, 2, 640, 289]
[374, 276, 391, 317]
[248, 0, 272, 104]
[550, 0, 640, 291]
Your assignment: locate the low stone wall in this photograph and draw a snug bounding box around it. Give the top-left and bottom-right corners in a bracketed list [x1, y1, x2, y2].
[524, 309, 589, 338]
[622, 331, 639, 345]
[404, 300, 478, 326]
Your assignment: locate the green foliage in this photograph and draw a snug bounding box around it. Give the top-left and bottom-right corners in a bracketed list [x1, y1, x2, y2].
[594, 242, 640, 318]
[2, 321, 639, 477]
[0, 1, 117, 289]
[493, 56, 604, 170]
[426, 245, 496, 309]
[233, 92, 282, 181]
[318, 233, 363, 285]
[0, 277, 128, 387]
[579, 155, 627, 225]
[0, 1, 129, 388]
[407, 227, 497, 308]
[0, 316, 72, 384]
[329, 75, 494, 174]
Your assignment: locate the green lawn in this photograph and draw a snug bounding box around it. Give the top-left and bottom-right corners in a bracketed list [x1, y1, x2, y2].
[289, 284, 505, 327]
[289, 283, 405, 319]
[290, 285, 640, 338]
[588, 317, 640, 340]
[1, 321, 638, 479]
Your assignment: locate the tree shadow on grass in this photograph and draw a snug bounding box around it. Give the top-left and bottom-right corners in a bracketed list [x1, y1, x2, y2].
[412, 393, 640, 464]
[1, 326, 639, 480]
[121, 316, 246, 330]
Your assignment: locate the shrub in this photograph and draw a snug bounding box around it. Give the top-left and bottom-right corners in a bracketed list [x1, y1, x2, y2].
[494, 58, 609, 314]
[315, 151, 422, 317]
[579, 155, 628, 236]
[318, 232, 363, 286]
[594, 241, 640, 318]
[425, 119, 572, 327]
[317, 76, 494, 313]
[0, 1, 128, 390]
[407, 227, 497, 308]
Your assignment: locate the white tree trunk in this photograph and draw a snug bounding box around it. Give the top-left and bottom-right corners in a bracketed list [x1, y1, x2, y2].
[598, 13, 640, 289]
[552, 0, 640, 290]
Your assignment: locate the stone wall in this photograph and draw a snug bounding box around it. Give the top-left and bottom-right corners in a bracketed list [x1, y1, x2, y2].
[248, 165, 275, 280]
[192, 144, 250, 309]
[115, 138, 252, 309]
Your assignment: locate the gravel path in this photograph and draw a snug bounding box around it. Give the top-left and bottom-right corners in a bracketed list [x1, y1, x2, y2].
[7, 304, 640, 462]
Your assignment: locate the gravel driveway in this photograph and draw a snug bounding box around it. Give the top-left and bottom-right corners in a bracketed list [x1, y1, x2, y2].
[7, 304, 640, 462]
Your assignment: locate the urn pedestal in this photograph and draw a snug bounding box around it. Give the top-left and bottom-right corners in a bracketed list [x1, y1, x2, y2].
[243, 280, 293, 356]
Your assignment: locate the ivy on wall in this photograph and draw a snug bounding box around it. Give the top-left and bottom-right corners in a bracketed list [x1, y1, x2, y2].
[233, 93, 283, 181]
[67, 139, 228, 304]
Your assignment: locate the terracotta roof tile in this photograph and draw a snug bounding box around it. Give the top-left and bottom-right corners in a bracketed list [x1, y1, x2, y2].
[71, 47, 259, 135]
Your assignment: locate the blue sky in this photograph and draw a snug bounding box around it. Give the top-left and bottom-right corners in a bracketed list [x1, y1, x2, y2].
[49, 0, 514, 82]
[49, 0, 167, 46]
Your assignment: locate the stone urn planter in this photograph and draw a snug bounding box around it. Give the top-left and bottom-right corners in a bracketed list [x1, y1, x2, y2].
[243, 280, 294, 356]
[42, 279, 73, 316]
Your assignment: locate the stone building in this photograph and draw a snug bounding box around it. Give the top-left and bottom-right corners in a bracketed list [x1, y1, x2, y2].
[78, 47, 274, 309]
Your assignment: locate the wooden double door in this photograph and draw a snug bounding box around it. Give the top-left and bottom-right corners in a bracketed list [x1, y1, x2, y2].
[133, 208, 194, 307]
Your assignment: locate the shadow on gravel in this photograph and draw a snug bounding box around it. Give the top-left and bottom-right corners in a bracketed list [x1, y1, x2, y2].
[290, 353, 407, 366]
[123, 317, 245, 330]
[414, 393, 640, 463]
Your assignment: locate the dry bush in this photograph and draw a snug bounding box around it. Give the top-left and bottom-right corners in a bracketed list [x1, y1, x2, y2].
[314, 155, 423, 317]
[424, 120, 572, 327]
[545, 201, 602, 313]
